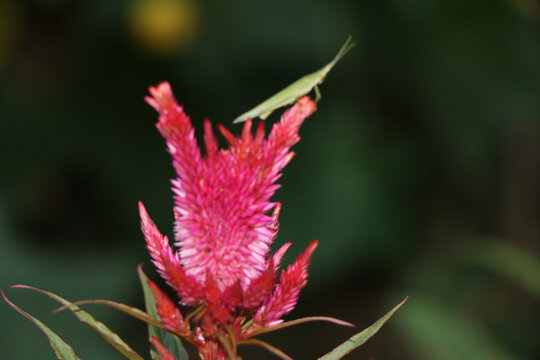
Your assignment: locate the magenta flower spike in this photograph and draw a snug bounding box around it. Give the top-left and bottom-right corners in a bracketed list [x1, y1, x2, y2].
[4, 41, 407, 360]
[140, 82, 319, 359]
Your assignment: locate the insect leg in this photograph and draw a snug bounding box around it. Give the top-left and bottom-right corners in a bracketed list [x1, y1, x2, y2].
[314, 85, 322, 102]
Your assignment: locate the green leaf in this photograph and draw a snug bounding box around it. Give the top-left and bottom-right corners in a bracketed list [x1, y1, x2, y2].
[2, 290, 82, 360]
[394, 295, 516, 360]
[55, 299, 163, 329]
[318, 297, 407, 360]
[12, 285, 144, 360]
[462, 238, 540, 298]
[138, 265, 189, 360]
[247, 316, 354, 337]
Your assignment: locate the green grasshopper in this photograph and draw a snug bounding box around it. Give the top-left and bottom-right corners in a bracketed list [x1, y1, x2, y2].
[233, 36, 356, 124]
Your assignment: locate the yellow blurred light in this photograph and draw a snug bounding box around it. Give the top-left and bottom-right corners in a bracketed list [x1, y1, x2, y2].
[128, 0, 200, 56]
[0, 0, 23, 75]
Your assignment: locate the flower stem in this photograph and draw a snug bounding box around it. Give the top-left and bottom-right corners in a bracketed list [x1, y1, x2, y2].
[237, 339, 293, 360]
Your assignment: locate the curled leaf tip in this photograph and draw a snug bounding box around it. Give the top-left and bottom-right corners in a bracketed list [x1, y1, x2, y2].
[399, 296, 409, 306]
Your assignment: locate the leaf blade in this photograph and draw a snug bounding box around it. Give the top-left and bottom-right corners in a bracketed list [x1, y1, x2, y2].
[318, 297, 407, 360]
[2, 290, 82, 360]
[54, 299, 163, 328]
[394, 294, 516, 360]
[463, 238, 540, 298]
[138, 265, 189, 360]
[13, 285, 144, 360]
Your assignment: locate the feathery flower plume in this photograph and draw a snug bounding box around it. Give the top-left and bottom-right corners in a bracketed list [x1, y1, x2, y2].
[4, 39, 409, 360]
[140, 81, 321, 359]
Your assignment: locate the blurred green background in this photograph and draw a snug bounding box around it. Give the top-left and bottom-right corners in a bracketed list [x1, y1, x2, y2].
[1, 0, 539, 359]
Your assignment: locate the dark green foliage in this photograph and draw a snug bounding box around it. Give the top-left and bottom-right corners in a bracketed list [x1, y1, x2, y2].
[1, 0, 539, 358]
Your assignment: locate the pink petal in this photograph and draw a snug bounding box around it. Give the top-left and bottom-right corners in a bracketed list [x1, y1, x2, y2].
[147, 280, 189, 337]
[150, 336, 178, 360]
[139, 201, 202, 304]
[145, 83, 318, 308]
[253, 240, 318, 327]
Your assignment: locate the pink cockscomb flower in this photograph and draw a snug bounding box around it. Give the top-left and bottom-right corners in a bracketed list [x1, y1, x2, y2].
[139, 82, 349, 360]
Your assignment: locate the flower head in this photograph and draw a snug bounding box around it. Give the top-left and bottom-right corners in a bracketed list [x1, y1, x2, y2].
[140, 82, 318, 358]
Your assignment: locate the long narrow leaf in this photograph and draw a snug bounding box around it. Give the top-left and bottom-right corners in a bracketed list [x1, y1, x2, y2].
[248, 316, 354, 337]
[237, 339, 293, 360]
[463, 238, 540, 298]
[394, 295, 516, 360]
[318, 297, 408, 360]
[2, 290, 81, 360]
[12, 285, 144, 360]
[138, 265, 189, 360]
[54, 299, 163, 328]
